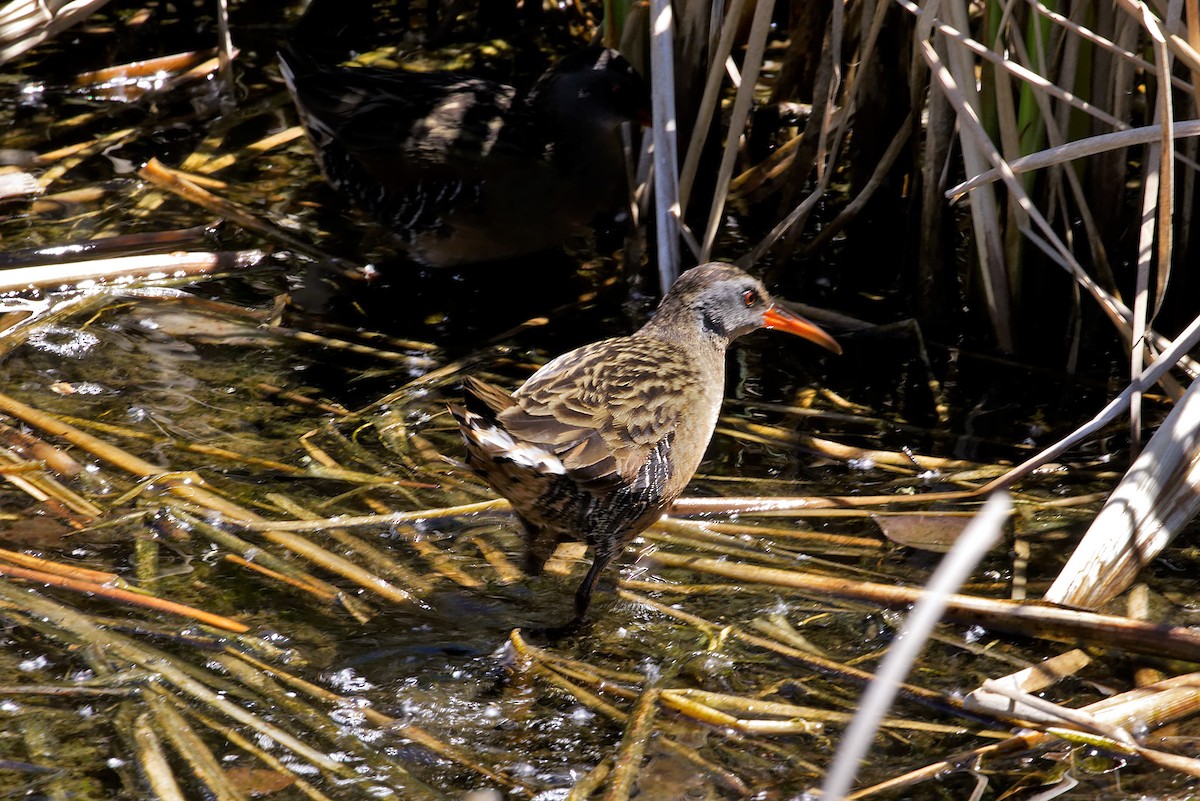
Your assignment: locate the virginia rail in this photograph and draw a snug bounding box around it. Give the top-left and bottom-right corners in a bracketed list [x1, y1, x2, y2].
[451, 263, 842, 626]
[278, 45, 648, 267]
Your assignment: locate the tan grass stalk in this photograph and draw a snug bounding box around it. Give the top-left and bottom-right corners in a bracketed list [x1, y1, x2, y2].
[818, 493, 1010, 801]
[924, 38, 1163, 360]
[963, 649, 1093, 721]
[0, 390, 406, 609]
[167, 698, 336, 801]
[230, 650, 538, 794]
[677, 0, 746, 216]
[223, 555, 339, 601]
[645, 553, 1200, 661]
[130, 710, 188, 801]
[0, 0, 113, 65]
[0, 562, 249, 632]
[648, 0, 681, 288]
[661, 688, 996, 735]
[698, 0, 775, 261]
[37, 127, 136, 188]
[940, 0, 1013, 350]
[1032, 1, 1195, 94]
[0, 250, 264, 294]
[270, 494, 435, 593]
[898, 4, 1127, 129]
[470, 535, 523, 584]
[851, 670, 1200, 798]
[146, 691, 248, 801]
[0, 546, 119, 584]
[568, 759, 612, 801]
[514, 640, 749, 795]
[138, 158, 354, 269]
[601, 685, 661, 801]
[1044, 375, 1200, 609]
[1132, 5, 1178, 447]
[235, 499, 508, 531]
[0, 447, 102, 518]
[1001, 19, 1121, 299]
[616, 590, 989, 722]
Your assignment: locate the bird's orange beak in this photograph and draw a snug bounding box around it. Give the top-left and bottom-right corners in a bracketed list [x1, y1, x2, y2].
[763, 304, 843, 355]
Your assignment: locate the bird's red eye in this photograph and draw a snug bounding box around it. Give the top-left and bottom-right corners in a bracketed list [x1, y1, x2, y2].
[742, 290, 760, 307]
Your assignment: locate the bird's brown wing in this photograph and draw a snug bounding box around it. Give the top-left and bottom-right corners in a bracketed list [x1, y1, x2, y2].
[461, 376, 517, 417]
[501, 337, 697, 486]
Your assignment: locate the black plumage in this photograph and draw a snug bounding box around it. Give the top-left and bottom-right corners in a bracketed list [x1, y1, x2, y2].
[279, 46, 648, 267]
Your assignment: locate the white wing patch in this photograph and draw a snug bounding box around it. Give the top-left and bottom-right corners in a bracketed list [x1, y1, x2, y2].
[464, 412, 566, 475]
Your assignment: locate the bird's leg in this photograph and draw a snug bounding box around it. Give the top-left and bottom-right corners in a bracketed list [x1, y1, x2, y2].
[572, 548, 617, 624]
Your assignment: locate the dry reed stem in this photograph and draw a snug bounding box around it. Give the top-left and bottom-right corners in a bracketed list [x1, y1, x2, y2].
[0, 547, 118, 584]
[166, 695, 336, 801]
[646, 551, 1200, 661]
[602, 685, 660, 801]
[235, 499, 508, 531]
[223, 555, 338, 601]
[270, 326, 439, 369]
[641, 527, 811, 569]
[542, 662, 641, 704]
[257, 527, 416, 604]
[137, 158, 354, 269]
[677, 0, 746, 216]
[177, 511, 345, 602]
[145, 691, 248, 801]
[666, 517, 883, 549]
[37, 127, 136, 187]
[1033, 0, 1194, 94]
[229, 650, 535, 795]
[522, 650, 749, 795]
[255, 383, 352, 417]
[851, 669, 1200, 798]
[214, 654, 434, 792]
[567, 758, 612, 801]
[131, 709, 188, 801]
[0, 683, 134, 697]
[73, 49, 214, 85]
[699, 0, 774, 261]
[154, 690, 336, 801]
[0, 562, 249, 632]
[268, 494, 435, 594]
[661, 688, 994, 736]
[648, 0, 681, 287]
[0, 420, 83, 475]
[0, 389, 410, 612]
[0, 0, 114, 64]
[615, 590, 987, 724]
[509, 631, 646, 684]
[470, 535, 524, 584]
[924, 34, 1191, 371]
[0, 447, 103, 518]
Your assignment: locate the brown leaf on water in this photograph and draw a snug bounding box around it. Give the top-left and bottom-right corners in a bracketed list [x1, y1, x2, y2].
[224, 766, 295, 796]
[0, 512, 73, 549]
[870, 513, 974, 553]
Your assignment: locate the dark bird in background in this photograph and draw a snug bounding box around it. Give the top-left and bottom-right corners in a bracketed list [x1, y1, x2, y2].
[450, 263, 842, 626]
[278, 45, 648, 267]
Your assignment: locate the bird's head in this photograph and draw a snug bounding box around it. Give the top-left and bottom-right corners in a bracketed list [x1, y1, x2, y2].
[654, 262, 843, 353]
[531, 46, 650, 129]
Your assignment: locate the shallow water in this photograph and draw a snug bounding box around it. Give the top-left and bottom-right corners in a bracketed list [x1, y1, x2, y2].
[0, 4, 1197, 801]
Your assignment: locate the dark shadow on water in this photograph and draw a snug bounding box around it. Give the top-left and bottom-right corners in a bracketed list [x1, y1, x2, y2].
[285, 246, 611, 347]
